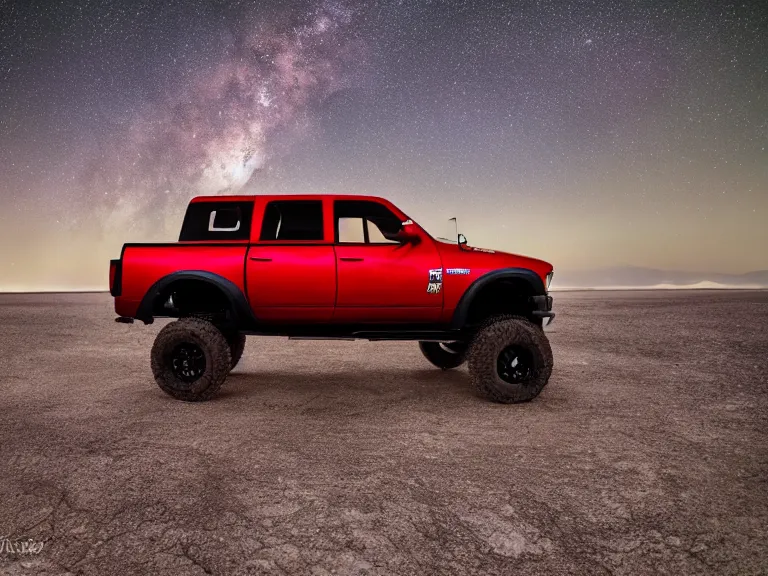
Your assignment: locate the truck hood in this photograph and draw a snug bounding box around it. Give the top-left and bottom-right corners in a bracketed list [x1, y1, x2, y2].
[434, 240, 553, 286]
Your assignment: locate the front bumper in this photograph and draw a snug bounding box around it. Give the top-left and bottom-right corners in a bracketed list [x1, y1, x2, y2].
[530, 294, 555, 326]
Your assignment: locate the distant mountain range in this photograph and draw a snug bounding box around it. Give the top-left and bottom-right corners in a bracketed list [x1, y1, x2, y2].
[551, 267, 768, 290]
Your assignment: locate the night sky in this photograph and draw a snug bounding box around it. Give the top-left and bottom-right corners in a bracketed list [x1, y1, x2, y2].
[1, 0, 766, 290]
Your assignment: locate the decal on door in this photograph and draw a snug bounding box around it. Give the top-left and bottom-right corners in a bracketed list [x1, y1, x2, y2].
[445, 268, 471, 275]
[427, 268, 443, 294]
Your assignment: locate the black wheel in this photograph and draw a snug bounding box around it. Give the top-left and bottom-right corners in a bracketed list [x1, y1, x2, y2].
[418, 341, 468, 370]
[467, 316, 553, 403]
[225, 332, 247, 370]
[150, 317, 231, 401]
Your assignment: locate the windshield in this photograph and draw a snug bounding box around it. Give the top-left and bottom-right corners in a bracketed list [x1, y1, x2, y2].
[430, 217, 462, 244]
[399, 211, 465, 245]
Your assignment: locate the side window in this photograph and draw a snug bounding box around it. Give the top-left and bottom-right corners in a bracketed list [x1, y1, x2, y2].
[334, 200, 402, 244]
[179, 201, 253, 241]
[260, 200, 324, 241]
[366, 220, 397, 244]
[338, 217, 366, 243]
[208, 208, 241, 232]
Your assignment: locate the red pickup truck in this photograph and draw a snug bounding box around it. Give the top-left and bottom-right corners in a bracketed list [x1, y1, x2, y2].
[110, 195, 555, 403]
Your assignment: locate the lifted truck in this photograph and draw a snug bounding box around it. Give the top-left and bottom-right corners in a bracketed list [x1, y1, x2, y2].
[110, 195, 555, 403]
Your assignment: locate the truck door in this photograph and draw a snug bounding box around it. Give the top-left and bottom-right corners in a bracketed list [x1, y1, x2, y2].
[246, 199, 336, 322]
[332, 199, 443, 323]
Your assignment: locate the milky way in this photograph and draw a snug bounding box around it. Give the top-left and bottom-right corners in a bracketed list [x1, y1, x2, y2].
[127, 3, 357, 190]
[87, 0, 366, 238]
[0, 0, 766, 289]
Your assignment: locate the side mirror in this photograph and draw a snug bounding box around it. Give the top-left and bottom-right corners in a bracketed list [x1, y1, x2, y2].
[393, 224, 421, 244]
[458, 233, 468, 249]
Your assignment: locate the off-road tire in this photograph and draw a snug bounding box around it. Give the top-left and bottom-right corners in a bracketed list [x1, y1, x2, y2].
[468, 315, 553, 403]
[150, 317, 232, 402]
[418, 341, 468, 370]
[226, 333, 247, 370]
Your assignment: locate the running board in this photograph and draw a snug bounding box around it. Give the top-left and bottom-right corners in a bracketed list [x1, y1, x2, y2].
[286, 332, 463, 342]
[351, 331, 463, 342]
[288, 336, 356, 341]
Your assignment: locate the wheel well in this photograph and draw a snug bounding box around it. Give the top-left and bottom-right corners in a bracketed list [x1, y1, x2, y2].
[153, 279, 233, 321]
[464, 278, 539, 327]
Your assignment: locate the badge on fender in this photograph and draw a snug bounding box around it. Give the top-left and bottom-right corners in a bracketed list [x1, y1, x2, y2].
[427, 268, 443, 293]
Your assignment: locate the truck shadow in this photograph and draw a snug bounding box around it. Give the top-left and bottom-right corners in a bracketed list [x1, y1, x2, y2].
[219, 367, 476, 404]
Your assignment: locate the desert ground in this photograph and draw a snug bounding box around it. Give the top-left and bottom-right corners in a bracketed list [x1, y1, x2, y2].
[0, 290, 766, 575]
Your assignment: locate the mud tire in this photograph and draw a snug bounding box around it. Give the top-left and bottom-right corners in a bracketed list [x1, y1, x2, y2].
[150, 317, 231, 402]
[468, 315, 553, 403]
[226, 333, 247, 370]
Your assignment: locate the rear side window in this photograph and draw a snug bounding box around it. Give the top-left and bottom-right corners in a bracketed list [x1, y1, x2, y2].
[179, 201, 253, 241]
[260, 200, 324, 241]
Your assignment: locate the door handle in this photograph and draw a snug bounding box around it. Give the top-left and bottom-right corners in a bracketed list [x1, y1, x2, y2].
[249, 257, 272, 262]
[339, 257, 363, 262]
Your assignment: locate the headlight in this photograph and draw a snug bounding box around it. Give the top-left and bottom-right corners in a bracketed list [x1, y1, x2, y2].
[546, 271, 554, 290]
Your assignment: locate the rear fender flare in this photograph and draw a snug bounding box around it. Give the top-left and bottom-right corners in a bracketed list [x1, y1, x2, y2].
[136, 271, 255, 326]
[451, 268, 546, 329]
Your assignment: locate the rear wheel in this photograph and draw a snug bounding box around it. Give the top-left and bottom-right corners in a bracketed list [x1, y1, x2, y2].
[468, 316, 553, 403]
[225, 332, 247, 370]
[150, 317, 231, 402]
[418, 341, 468, 370]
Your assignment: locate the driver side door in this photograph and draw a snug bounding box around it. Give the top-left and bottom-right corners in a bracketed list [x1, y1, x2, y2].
[332, 199, 443, 323]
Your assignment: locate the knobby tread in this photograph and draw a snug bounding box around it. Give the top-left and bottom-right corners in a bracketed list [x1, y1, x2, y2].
[418, 341, 468, 370]
[150, 317, 232, 402]
[226, 333, 247, 370]
[468, 315, 553, 403]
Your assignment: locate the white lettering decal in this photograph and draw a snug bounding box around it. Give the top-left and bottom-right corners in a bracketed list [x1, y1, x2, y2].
[428, 268, 443, 282]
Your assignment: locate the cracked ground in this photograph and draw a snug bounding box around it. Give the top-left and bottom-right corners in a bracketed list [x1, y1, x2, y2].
[1, 290, 767, 575]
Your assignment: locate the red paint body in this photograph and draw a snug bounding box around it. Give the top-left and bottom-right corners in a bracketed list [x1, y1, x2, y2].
[113, 195, 553, 326]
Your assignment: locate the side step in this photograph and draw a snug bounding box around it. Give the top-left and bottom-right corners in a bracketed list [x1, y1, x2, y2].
[288, 336, 356, 341]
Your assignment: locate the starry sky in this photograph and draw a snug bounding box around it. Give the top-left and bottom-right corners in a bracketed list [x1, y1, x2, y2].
[0, 0, 766, 290]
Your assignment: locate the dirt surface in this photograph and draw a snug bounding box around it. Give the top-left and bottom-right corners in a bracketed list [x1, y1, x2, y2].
[1, 291, 767, 575]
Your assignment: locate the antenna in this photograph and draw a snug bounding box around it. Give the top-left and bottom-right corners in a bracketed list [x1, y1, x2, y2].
[449, 217, 458, 240]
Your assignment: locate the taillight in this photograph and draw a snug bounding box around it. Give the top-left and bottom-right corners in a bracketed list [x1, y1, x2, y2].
[109, 259, 121, 297]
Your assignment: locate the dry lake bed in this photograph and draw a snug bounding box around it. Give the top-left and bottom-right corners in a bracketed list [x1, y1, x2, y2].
[1, 290, 766, 575]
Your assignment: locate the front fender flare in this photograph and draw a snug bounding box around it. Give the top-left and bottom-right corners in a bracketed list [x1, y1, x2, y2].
[135, 270, 255, 326]
[450, 268, 546, 329]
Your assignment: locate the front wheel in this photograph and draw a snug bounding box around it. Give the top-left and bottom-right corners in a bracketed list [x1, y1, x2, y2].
[150, 318, 232, 402]
[418, 341, 468, 370]
[467, 316, 553, 403]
